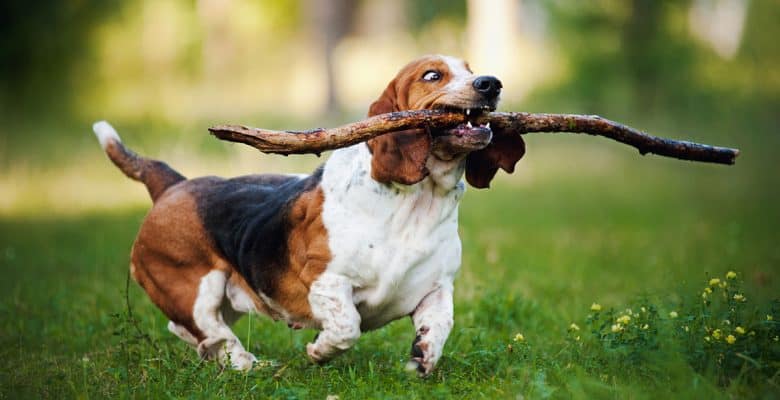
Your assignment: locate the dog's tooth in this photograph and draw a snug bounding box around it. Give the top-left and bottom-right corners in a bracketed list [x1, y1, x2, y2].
[466, 108, 471, 116]
[466, 121, 472, 128]
[485, 122, 490, 129]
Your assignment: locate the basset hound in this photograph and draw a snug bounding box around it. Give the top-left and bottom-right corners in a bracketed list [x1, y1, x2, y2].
[93, 55, 525, 376]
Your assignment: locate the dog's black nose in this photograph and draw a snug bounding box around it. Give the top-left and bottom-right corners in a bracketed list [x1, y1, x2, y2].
[472, 76, 502, 98]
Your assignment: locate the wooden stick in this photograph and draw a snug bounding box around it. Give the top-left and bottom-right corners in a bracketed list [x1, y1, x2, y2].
[487, 112, 740, 165]
[209, 110, 740, 165]
[209, 110, 464, 157]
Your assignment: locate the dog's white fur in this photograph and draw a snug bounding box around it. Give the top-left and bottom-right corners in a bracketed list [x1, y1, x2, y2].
[92, 120, 120, 149]
[307, 141, 463, 372]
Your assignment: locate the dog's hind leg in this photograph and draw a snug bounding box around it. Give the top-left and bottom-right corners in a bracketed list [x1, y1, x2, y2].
[193, 269, 257, 371]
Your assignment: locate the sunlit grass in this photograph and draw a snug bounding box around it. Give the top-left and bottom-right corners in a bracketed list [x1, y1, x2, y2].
[1, 127, 778, 398]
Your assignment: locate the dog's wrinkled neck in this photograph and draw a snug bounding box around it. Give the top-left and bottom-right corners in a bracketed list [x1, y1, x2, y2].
[424, 156, 467, 193]
[376, 155, 466, 196]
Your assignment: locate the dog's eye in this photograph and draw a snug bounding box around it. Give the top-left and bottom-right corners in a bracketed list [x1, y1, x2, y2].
[422, 70, 441, 81]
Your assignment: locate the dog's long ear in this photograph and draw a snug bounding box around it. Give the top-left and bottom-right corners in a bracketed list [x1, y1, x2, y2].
[465, 128, 526, 189]
[366, 80, 431, 185]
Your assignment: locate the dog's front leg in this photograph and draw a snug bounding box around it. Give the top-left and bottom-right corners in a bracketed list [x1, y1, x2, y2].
[306, 273, 361, 363]
[407, 284, 454, 377]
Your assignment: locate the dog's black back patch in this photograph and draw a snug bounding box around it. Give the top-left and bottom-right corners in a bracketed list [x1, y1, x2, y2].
[192, 167, 324, 298]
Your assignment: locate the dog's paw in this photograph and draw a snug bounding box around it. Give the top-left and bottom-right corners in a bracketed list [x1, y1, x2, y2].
[306, 342, 328, 364]
[229, 350, 258, 371]
[405, 358, 434, 377]
[407, 336, 436, 377]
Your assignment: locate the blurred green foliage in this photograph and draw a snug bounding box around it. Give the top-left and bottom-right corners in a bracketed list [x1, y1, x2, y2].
[0, 0, 121, 115]
[1, 0, 777, 143]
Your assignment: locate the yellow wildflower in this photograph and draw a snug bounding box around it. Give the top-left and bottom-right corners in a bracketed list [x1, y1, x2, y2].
[712, 329, 722, 340]
[642, 324, 649, 330]
[590, 303, 602, 312]
[733, 293, 746, 302]
[735, 326, 746, 335]
[669, 311, 678, 318]
[684, 326, 690, 332]
[641, 307, 647, 313]
[704, 336, 711, 342]
[719, 282, 727, 289]
[704, 287, 713, 294]
[513, 333, 525, 343]
[709, 278, 721, 286]
[611, 324, 623, 333]
[726, 271, 737, 279]
[767, 315, 773, 321]
[569, 323, 580, 331]
[575, 336, 580, 341]
[726, 335, 736, 345]
[616, 315, 631, 325]
[626, 308, 633, 316]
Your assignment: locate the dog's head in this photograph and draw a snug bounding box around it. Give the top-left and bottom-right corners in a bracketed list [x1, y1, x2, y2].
[366, 55, 525, 188]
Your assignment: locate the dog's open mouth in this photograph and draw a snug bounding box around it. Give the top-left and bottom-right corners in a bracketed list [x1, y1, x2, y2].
[433, 105, 494, 138]
[427, 104, 495, 153]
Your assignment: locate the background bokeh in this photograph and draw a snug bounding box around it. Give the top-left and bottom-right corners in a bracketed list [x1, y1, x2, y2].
[1, 0, 777, 215]
[2, 1, 779, 397]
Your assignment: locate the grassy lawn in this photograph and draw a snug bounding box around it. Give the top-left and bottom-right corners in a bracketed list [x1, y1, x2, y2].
[1, 133, 778, 399]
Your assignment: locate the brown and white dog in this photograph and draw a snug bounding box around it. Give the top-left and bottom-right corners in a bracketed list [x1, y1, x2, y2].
[93, 55, 525, 376]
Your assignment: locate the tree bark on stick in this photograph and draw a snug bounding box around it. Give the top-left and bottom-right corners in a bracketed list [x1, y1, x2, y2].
[208, 110, 739, 165]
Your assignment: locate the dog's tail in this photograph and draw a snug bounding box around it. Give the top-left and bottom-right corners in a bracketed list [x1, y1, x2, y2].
[92, 121, 186, 202]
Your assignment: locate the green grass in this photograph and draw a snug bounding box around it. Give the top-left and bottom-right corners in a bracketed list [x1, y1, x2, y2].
[1, 134, 779, 399]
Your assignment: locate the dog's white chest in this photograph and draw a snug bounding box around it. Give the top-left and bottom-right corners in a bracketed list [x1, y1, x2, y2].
[319, 146, 464, 329]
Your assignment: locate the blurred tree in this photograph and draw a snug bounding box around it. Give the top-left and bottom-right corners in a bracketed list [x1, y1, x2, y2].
[0, 0, 120, 118]
[303, 0, 358, 114]
[622, 0, 664, 112]
[541, 1, 701, 115]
